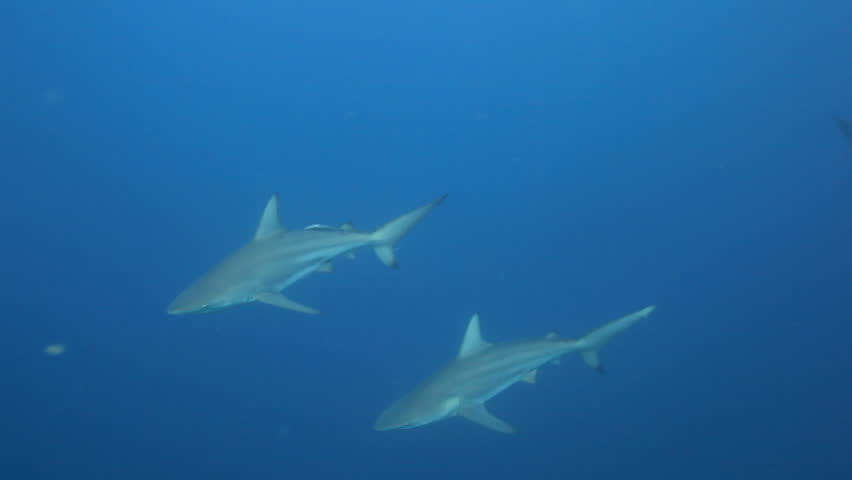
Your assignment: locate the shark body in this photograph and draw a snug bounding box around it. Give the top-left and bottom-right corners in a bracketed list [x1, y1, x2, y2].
[374, 306, 655, 433]
[168, 194, 446, 315]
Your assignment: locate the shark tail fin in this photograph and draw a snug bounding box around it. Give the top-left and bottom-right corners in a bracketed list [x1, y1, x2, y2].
[576, 305, 655, 373]
[370, 194, 447, 268]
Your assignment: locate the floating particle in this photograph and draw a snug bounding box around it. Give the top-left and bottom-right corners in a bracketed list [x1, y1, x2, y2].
[43, 344, 66, 356]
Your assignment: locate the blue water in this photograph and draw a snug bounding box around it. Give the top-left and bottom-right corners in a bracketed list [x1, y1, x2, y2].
[3, 1, 851, 478]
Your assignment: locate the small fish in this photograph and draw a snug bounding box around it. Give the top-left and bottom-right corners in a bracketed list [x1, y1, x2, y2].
[43, 344, 66, 356]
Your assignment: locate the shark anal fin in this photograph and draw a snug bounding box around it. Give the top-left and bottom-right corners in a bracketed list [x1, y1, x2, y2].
[317, 261, 334, 273]
[256, 292, 319, 315]
[461, 404, 515, 434]
[521, 369, 538, 384]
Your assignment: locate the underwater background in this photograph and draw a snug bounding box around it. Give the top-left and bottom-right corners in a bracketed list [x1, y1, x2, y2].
[2, 1, 851, 478]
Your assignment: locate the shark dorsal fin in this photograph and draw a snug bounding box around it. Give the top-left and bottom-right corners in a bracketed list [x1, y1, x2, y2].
[254, 194, 286, 241]
[458, 313, 491, 359]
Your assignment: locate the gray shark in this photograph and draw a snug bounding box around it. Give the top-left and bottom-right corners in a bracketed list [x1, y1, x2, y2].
[167, 194, 446, 315]
[374, 305, 655, 433]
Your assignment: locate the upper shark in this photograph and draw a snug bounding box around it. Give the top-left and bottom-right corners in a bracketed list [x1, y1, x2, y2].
[167, 194, 447, 315]
[374, 305, 655, 433]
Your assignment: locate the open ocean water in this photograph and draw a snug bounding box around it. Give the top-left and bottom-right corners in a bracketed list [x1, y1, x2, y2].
[2, 1, 851, 479]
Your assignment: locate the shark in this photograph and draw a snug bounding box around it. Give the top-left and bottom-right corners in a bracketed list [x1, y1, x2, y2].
[167, 194, 447, 315]
[374, 305, 655, 433]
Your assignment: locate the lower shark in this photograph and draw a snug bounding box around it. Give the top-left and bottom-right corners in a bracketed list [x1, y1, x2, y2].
[374, 305, 655, 433]
[167, 194, 446, 315]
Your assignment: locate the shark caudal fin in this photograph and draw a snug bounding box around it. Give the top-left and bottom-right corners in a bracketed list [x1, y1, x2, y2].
[371, 194, 447, 268]
[576, 305, 655, 373]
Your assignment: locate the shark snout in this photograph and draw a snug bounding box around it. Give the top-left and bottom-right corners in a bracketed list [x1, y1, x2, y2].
[166, 305, 184, 315]
[166, 299, 190, 315]
[373, 409, 403, 431]
[372, 414, 391, 431]
[166, 290, 203, 315]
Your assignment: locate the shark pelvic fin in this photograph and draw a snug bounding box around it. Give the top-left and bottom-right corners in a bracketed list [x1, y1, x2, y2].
[458, 313, 491, 359]
[255, 292, 319, 315]
[254, 194, 286, 241]
[370, 194, 447, 268]
[317, 261, 334, 273]
[521, 369, 538, 384]
[461, 404, 515, 434]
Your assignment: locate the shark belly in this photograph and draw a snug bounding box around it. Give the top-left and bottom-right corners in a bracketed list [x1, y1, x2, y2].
[265, 242, 367, 292]
[458, 348, 566, 404]
[461, 365, 540, 404]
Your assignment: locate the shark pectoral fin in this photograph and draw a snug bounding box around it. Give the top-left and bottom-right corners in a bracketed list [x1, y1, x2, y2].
[317, 261, 334, 273]
[521, 369, 538, 384]
[461, 404, 515, 434]
[255, 292, 319, 315]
